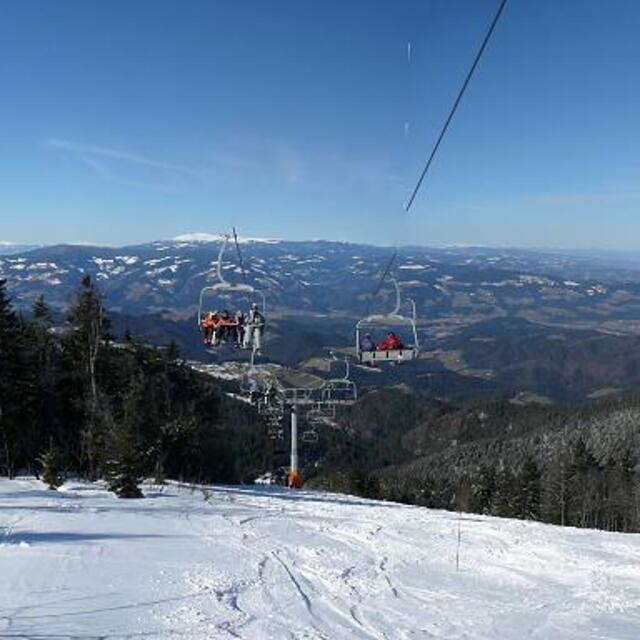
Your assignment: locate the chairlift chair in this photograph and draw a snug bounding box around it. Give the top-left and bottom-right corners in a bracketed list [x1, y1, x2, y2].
[300, 404, 330, 445]
[267, 419, 285, 440]
[261, 386, 284, 440]
[356, 277, 420, 365]
[322, 354, 358, 404]
[279, 355, 357, 406]
[257, 390, 284, 418]
[301, 428, 319, 444]
[197, 233, 266, 356]
[267, 425, 284, 440]
[306, 404, 336, 425]
[239, 365, 276, 399]
[259, 402, 284, 421]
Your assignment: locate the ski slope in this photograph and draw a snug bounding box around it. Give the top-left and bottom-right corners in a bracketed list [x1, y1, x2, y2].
[1, 479, 639, 639]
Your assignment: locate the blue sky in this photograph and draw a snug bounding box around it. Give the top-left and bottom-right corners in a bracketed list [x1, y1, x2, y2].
[1, 0, 639, 248]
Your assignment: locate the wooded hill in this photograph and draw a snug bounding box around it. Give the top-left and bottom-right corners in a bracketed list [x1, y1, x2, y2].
[314, 389, 640, 533]
[0, 277, 272, 496]
[1, 274, 639, 531]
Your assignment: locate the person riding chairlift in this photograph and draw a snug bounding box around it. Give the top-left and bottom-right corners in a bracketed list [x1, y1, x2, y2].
[201, 311, 217, 346]
[235, 310, 246, 348]
[245, 302, 265, 353]
[359, 333, 375, 352]
[218, 310, 236, 343]
[377, 331, 405, 352]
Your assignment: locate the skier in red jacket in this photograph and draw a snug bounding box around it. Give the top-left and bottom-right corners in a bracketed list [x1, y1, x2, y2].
[377, 332, 405, 351]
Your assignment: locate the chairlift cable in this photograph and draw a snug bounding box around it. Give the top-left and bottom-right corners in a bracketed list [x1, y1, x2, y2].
[232, 227, 248, 284]
[404, 0, 508, 213]
[373, 250, 398, 298]
[365, 248, 398, 317]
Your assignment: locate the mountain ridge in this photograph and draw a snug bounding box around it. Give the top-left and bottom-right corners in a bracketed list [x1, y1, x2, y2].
[5, 238, 640, 402]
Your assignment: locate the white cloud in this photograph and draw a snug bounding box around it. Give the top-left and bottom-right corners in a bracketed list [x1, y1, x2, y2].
[47, 138, 204, 178]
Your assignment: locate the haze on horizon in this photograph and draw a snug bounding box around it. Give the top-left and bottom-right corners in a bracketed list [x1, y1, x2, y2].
[2, 0, 640, 250]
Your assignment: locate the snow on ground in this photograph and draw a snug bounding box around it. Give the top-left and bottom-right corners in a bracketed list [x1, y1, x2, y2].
[1, 479, 640, 639]
[172, 233, 281, 245]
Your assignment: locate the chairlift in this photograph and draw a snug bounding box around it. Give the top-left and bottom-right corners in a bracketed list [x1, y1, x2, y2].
[260, 386, 284, 440]
[259, 398, 284, 421]
[198, 233, 266, 356]
[239, 362, 274, 395]
[257, 377, 282, 411]
[355, 277, 420, 365]
[301, 428, 319, 444]
[323, 354, 358, 404]
[279, 354, 357, 406]
[267, 422, 284, 440]
[306, 403, 336, 425]
[300, 402, 334, 445]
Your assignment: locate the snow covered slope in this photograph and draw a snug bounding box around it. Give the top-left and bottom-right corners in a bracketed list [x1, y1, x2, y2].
[1, 478, 639, 639]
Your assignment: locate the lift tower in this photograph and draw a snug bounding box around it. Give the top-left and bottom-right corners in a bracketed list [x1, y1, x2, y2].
[257, 359, 357, 488]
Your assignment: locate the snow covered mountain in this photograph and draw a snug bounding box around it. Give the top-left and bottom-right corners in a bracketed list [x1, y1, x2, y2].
[2, 477, 639, 639]
[3, 237, 640, 332]
[0, 242, 41, 256]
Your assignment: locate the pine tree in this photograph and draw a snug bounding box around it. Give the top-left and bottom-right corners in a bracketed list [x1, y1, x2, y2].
[38, 439, 64, 490]
[544, 454, 572, 526]
[166, 340, 181, 362]
[33, 294, 52, 325]
[66, 275, 106, 478]
[492, 467, 517, 517]
[23, 295, 57, 468]
[602, 450, 637, 531]
[516, 458, 541, 520]
[105, 418, 143, 498]
[0, 279, 29, 478]
[472, 465, 496, 514]
[105, 370, 144, 498]
[568, 438, 603, 528]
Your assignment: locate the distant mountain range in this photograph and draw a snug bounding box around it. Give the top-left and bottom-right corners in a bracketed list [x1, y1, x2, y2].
[0, 243, 41, 256]
[4, 236, 640, 325]
[5, 237, 640, 402]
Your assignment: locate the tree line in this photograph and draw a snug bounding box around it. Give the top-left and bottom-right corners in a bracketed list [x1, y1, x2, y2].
[314, 390, 640, 533]
[318, 439, 640, 533]
[0, 276, 269, 496]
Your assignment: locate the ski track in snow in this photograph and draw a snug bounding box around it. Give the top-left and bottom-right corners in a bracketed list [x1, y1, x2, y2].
[1, 479, 640, 639]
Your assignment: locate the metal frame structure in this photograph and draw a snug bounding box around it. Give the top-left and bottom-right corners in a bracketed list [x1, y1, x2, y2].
[244, 356, 357, 487]
[284, 357, 356, 486]
[355, 277, 420, 364]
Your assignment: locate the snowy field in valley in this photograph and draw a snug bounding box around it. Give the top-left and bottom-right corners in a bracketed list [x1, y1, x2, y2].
[1, 478, 640, 639]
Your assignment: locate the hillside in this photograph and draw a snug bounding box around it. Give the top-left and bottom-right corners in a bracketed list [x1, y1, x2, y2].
[5, 239, 640, 327]
[6, 238, 640, 402]
[2, 478, 639, 639]
[307, 388, 640, 533]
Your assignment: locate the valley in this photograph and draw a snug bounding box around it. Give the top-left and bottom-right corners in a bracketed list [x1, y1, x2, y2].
[5, 237, 640, 402]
